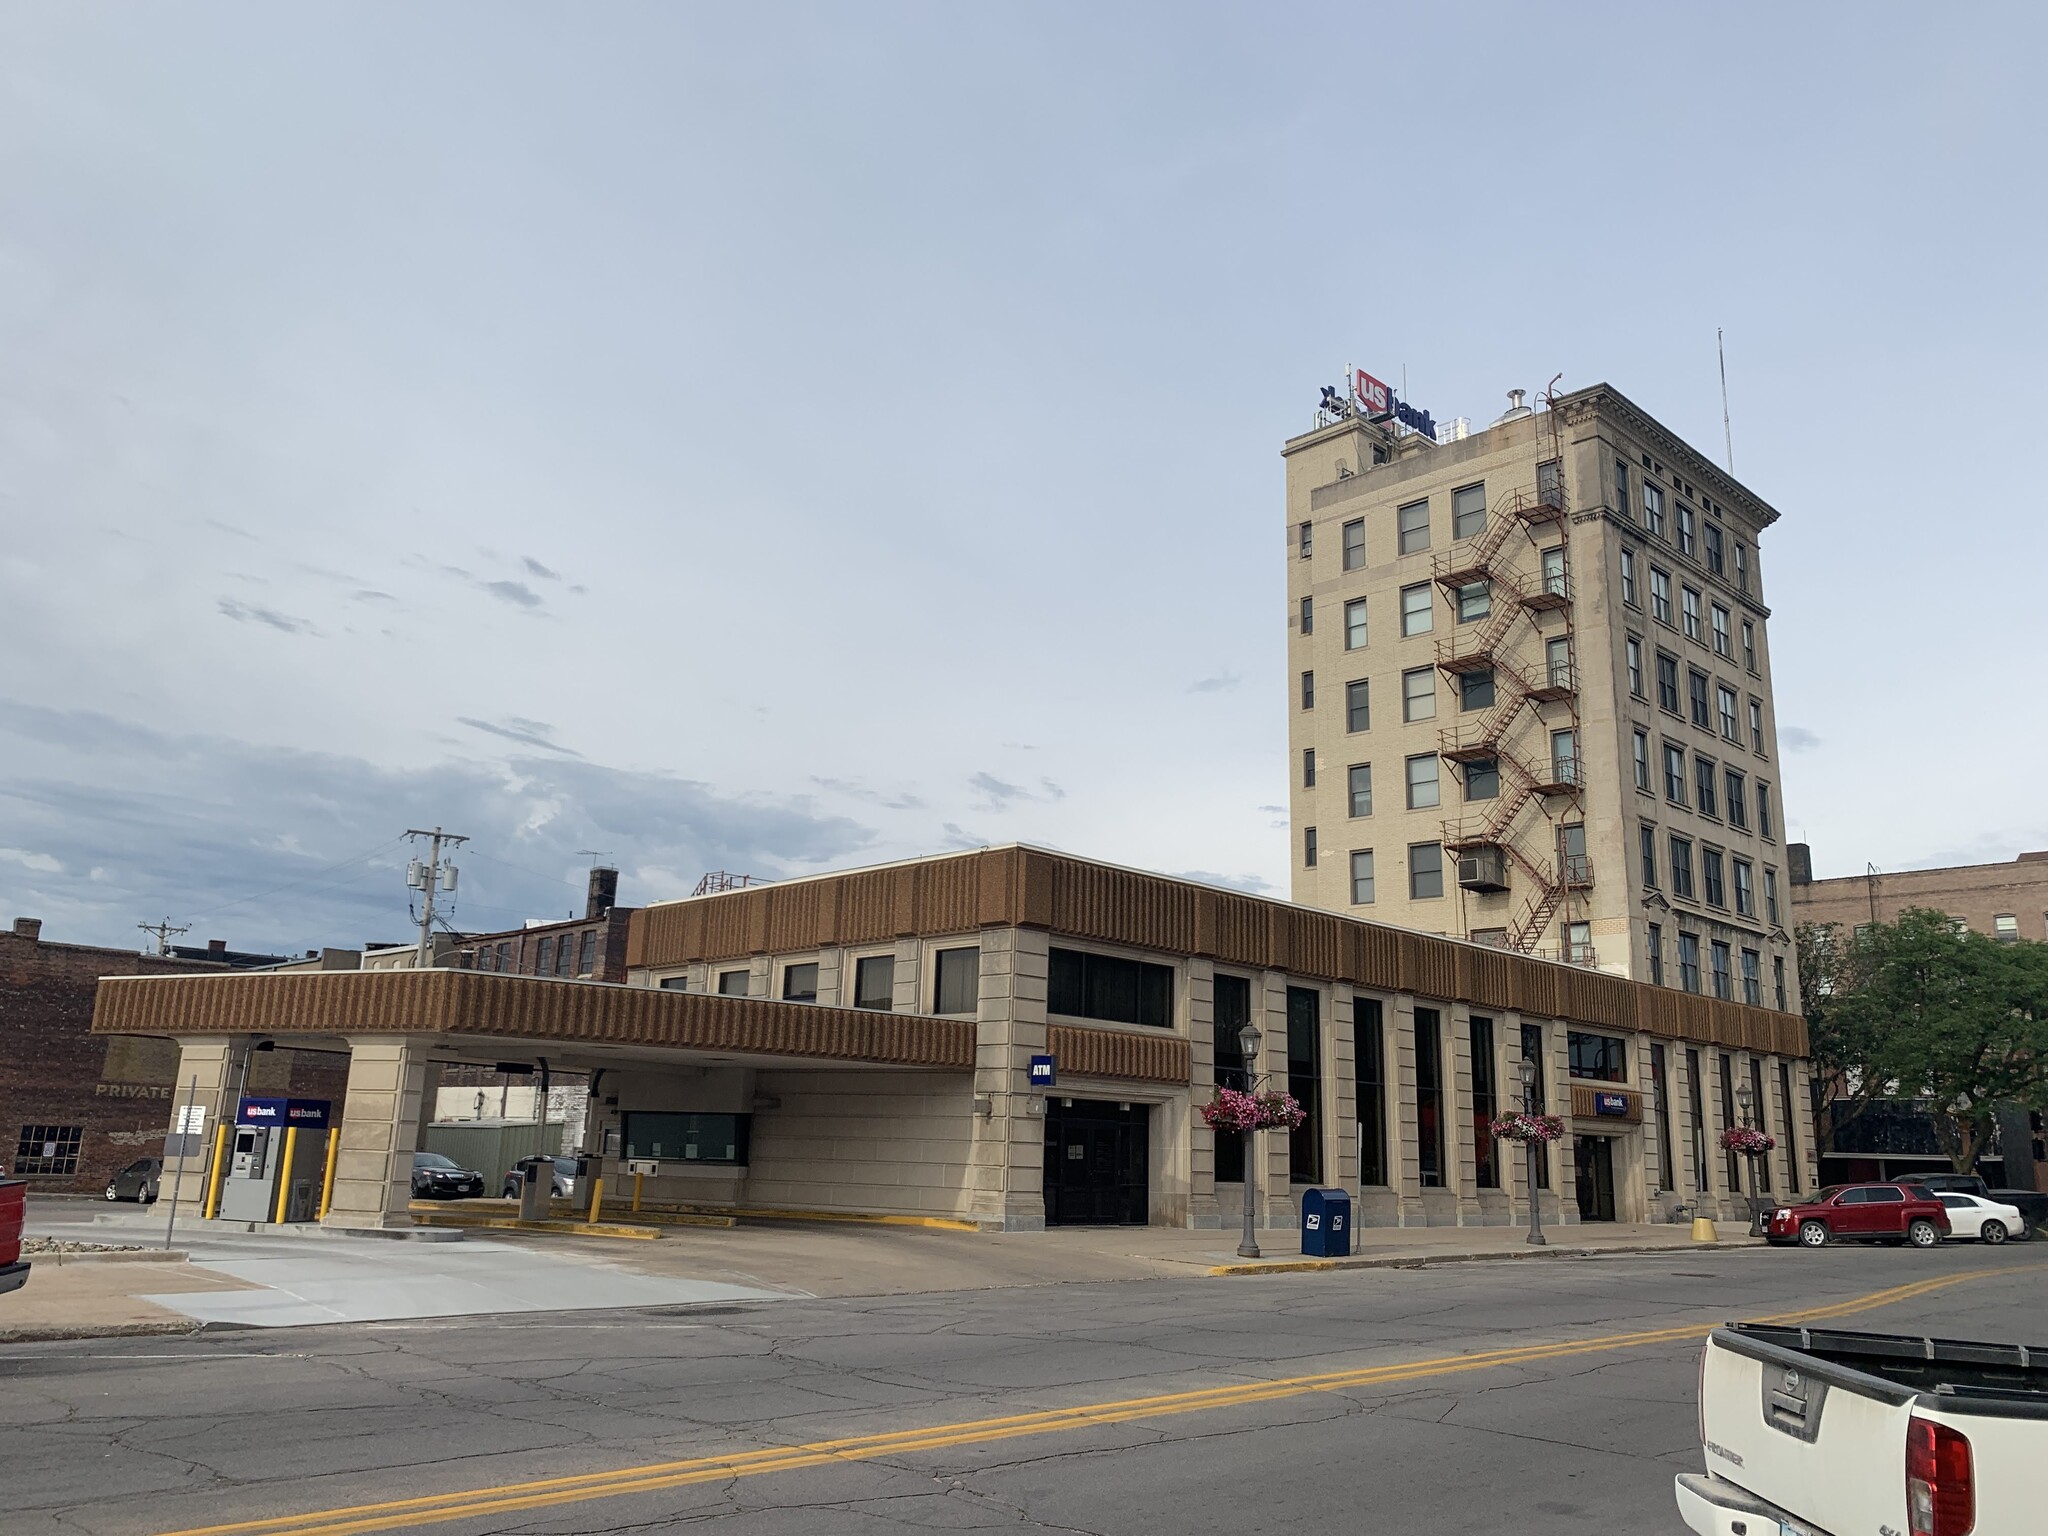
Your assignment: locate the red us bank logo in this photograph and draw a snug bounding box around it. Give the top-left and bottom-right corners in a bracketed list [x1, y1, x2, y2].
[1351, 370, 1392, 417]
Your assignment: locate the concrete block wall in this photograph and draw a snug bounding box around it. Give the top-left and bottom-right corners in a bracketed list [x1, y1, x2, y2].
[746, 1069, 979, 1218]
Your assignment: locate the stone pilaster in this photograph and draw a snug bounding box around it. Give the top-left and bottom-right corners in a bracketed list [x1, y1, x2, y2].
[323, 1036, 430, 1230]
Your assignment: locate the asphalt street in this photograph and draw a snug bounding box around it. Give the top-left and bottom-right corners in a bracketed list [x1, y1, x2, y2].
[3, 1243, 2042, 1536]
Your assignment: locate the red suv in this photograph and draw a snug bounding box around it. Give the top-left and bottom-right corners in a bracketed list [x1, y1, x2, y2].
[1765, 1183, 1952, 1249]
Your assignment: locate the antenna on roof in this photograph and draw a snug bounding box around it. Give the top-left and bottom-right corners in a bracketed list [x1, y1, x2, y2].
[1717, 328, 1734, 473]
[576, 850, 612, 869]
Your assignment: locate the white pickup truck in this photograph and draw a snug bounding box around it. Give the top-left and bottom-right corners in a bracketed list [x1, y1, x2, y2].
[1678, 1321, 2040, 1535]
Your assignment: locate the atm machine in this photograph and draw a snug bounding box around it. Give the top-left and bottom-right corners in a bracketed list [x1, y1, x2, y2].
[218, 1097, 332, 1223]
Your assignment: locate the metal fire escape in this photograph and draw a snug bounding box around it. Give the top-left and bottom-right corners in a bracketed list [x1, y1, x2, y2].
[1430, 390, 1591, 958]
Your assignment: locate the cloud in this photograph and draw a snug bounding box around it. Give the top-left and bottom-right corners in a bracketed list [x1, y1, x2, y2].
[351, 589, 398, 604]
[0, 847, 63, 874]
[1187, 671, 1242, 694]
[457, 716, 582, 757]
[216, 598, 317, 635]
[938, 822, 988, 850]
[480, 580, 544, 610]
[812, 776, 927, 811]
[1170, 869, 1275, 895]
[0, 698, 875, 952]
[522, 557, 561, 581]
[205, 520, 259, 541]
[1780, 725, 1822, 752]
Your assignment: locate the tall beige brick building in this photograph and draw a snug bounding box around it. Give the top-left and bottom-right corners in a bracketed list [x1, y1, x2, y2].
[1284, 382, 1798, 1012]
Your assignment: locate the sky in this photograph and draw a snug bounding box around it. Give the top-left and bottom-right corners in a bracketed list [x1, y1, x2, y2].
[3, 3, 2045, 955]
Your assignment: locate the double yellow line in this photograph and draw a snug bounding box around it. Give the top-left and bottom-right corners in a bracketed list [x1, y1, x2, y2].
[157, 1269, 1996, 1536]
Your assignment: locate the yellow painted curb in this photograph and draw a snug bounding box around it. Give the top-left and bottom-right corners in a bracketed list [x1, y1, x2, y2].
[406, 1210, 669, 1241]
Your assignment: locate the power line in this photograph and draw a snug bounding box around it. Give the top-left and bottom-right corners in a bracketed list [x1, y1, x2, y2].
[404, 828, 468, 968]
[137, 918, 189, 956]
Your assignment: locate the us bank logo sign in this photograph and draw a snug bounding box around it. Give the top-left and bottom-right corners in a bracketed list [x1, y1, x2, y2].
[1350, 368, 1438, 442]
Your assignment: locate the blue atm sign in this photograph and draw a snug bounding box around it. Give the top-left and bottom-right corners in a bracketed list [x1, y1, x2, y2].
[1594, 1092, 1630, 1117]
[1028, 1055, 1057, 1088]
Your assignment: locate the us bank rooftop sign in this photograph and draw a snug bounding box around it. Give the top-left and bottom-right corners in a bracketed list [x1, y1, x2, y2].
[1350, 367, 1437, 441]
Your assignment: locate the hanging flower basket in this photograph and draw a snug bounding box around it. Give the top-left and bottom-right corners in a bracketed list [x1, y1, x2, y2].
[1720, 1126, 1776, 1156]
[1488, 1112, 1565, 1144]
[1198, 1087, 1306, 1134]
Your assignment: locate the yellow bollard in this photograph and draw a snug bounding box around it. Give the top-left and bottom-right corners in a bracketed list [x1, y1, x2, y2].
[587, 1174, 605, 1226]
[317, 1128, 341, 1221]
[632, 1171, 644, 1213]
[201, 1121, 232, 1220]
[1691, 1215, 1718, 1243]
[272, 1126, 300, 1224]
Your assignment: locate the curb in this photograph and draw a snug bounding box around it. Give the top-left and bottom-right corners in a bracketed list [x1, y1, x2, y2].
[406, 1213, 670, 1241]
[0, 1320, 205, 1344]
[1206, 1240, 1755, 1276]
[21, 1249, 191, 1265]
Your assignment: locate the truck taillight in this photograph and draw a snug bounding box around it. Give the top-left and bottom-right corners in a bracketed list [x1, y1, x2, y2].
[1697, 1340, 1709, 1450]
[1906, 1415, 1974, 1536]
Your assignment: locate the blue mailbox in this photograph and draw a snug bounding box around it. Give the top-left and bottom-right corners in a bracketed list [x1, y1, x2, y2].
[1300, 1187, 1352, 1258]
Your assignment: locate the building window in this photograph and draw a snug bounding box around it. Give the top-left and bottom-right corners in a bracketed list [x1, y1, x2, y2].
[658, 975, 688, 991]
[1663, 742, 1687, 804]
[1415, 1006, 1445, 1187]
[1568, 1031, 1628, 1082]
[1550, 728, 1579, 787]
[1303, 748, 1316, 788]
[717, 968, 751, 996]
[1651, 1042, 1678, 1191]
[1733, 858, 1755, 917]
[1626, 636, 1644, 698]
[1764, 868, 1780, 925]
[1621, 548, 1639, 607]
[13, 1124, 82, 1176]
[1656, 651, 1680, 713]
[1212, 974, 1250, 1182]
[1718, 1055, 1740, 1188]
[1687, 1047, 1709, 1191]
[495, 942, 509, 971]
[1471, 1015, 1499, 1189]
[1725, 770, 1748, 829]
[1741, 948, 1762, 1005]
[1615, 459, 1630, 522]
[1405, 754, 1440, 809]
[1356, 996, 1387, 1186]
[1461, 669, 1495, 710]
[1748, 699, 1765, 754]
[1678, 504, 1697, 557]
[551, 936, 573, 976]
[1710, 941, 1733, 1000]
[1452, 483, 1487, 539]
[1995, 913, 2020, 942]
[1679, 932, 1701, 993]
[1647, 922, 1665, 986]
[1705, 522, 1724, 575]
[1464, 757, 1499, 800]
[573, 931, 596, 975]
[1456, 581, 1491, 623]
[1687, 669, 1710, 728]
[1742, 620, 1757, 673]
[1670, 836, 1696, 900]
[1288, 986, 1323, 1184]
[1397, 500, 1429, 555]
[1774, 955, 1787, 1011]
[1639, 822, 1659, 887]
[1344, 597, 1369, 650]
[1409, 842, 1444, 900]
[1301, 670, 1314, 709]
[1735, 541, 1750, 594]
[1048, 947, 1174, 1029]
[1400, 583, 1433, 636]
[1299, 520, 1312, 558]
[1401, 667, 1435, 722]
[1717, 686, 1739, 743]
[1540, 546, 1566, 598]
[1651, 567, 1673, 624]
[1303, 826, 1318, 867]
[1757, 781, 1774, 839]
[1344, 678, 1369, 732]
[535, 937, 554, 975]
[1347, 762, 1373, 817]
[1695, 756, 1719, 818]
[1711, 604, 1732, 659]
[1643, 482, 1667, 538]
[852, 955, 894, 1010]
[1519, 1023, 1550, 1188]
[782, 962, 819, 1002]
[622, 1111, 751, 1166]
[1349, 849, 1375, 904]
[1342, 517, 1366, 571]
[1565, 918, 1592, 964]
[933, 947, 979, 1015]
[1702, 847, 1727, 908]
[1299, 595, 1313, 635]
[473, 948, 493, 973]
[1778, 1059, 1800, 1189]
[1633, 729, 1652, 791]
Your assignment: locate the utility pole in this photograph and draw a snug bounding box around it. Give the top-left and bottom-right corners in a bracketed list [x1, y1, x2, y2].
[138, 918, 190, 957]
[404, 827, 468, 968]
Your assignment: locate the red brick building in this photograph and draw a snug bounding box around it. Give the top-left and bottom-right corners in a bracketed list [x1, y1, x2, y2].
[460, 867, 636, 983]
[0, 917, 339, 1195]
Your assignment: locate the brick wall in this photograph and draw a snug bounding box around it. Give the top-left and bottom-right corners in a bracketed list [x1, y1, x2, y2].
[1790, 853, 2048, 943]
[0, 921, 342, 1195]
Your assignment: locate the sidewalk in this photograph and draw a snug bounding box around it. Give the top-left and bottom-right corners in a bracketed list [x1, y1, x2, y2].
[5, 1201, 1757, 1341]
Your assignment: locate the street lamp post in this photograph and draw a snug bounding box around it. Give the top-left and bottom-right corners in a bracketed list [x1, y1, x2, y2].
[1518, 1055, 1546, 1247]
[1237, 1022, 1263, 1260]
[1735, 1081, 1756, 1232]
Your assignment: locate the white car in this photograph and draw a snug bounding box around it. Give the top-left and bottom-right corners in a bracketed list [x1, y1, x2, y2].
[1934, 1190, 2025, 1243]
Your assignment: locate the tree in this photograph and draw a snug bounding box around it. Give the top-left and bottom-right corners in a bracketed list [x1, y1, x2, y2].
[1798, 908, 2048, 1172]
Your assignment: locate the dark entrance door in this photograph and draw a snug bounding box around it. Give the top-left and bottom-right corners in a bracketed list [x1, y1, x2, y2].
[1574, 1135, 1617, 1222]
[1043, 1099, 1150, 1226]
